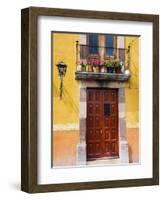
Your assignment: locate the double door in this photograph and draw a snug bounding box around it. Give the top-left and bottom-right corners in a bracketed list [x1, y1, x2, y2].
[86, 88, 119, 161]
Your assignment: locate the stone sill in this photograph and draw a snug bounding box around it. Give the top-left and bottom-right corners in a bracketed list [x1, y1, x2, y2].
[75, 71, 130, 81]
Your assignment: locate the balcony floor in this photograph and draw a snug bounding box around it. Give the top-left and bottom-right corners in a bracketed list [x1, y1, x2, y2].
[75, 71, 130, 81]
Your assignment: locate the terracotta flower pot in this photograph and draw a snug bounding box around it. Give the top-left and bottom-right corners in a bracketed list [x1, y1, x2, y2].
[95, 66, 100, 73]
[115, 67, 121, 73]
[88, 65, 93, 72]
[76, 64, 82, 72]
[81, 65, 86, 72]
[100, 66, 106, 73]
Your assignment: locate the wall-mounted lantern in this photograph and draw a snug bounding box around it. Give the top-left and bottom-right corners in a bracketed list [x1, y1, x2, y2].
[56, 61, 67, 99]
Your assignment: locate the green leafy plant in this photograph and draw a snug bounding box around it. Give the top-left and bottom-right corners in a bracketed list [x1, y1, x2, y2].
[105, 59, 124, 73]
[81, 61, 86, 71]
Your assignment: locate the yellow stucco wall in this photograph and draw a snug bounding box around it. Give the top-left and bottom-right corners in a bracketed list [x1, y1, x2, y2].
[125, 37, 139, 129]
[53, 34, 139, 129]
[53, 33, 80, 128]
[125, 37, 139, 163]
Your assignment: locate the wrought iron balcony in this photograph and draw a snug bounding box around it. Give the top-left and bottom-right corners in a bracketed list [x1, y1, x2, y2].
[75, 41, 131, 81]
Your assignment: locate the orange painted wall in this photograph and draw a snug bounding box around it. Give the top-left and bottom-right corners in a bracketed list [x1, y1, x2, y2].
[126, 128, 139, 163]
[53, 129, 139, 165]
[53, 131, 79, 166]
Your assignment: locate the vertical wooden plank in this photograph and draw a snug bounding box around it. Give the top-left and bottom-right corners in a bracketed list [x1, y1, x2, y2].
[21, 7, 38, 193]
[152, 15, 159, 185]
[21, 8, 30, 192]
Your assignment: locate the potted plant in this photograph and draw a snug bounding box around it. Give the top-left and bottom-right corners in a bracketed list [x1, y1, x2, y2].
[81, 61, 86, 72]
[99, 60, 106, 73]
[76, 61, 82, 72]
[119, 61, 124, 73]
[106, 60, 114, 73]
[91, 59, 101, 73]
[87, 61, 93, 72]
[112, 59, 123, 73]
[113, 59, 120, 73]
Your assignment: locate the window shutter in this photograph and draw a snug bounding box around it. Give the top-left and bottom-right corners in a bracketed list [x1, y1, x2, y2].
[88, 33, 98, 54]
[117, 36, 125, 62]
[80, 34, 88, 60]
[105, 35, 114, 56]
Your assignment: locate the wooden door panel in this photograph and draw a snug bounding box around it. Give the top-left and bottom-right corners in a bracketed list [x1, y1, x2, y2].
[87, 129, 94, 140]
[110, 128, 117, 139]
[95, 116, 101, 127]
[87, 116, 94, 127]
[88, 103, 94, 113]
[110, 141, 118, 156]
[87, 129, 102, 140]
[94, 129, 102, 139]
[88, 90, 94, 101]
[104, 142, 110, 153]
[87, 142, 103, 159]
[111, 92, 116, 102]
[86, 89, 119, 161]
[95, 91, 101, 101]
[104, 91, 110, 101]
[104, 129, 110, 140]
[110, 104, 117, 114]
[95, 143, 103, 156]
[104, 117, 110, 127]
[87, 143, 94, 156]
[110, 117, 116, 127]
[95, 103, 100, 114]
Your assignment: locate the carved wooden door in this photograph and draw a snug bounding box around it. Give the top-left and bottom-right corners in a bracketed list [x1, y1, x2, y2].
[86, 88, 119, 161]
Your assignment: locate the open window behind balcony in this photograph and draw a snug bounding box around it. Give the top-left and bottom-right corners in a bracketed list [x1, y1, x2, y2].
[105, 35, 114, 56]
[75, 34, 131, 81]
[88, 33, 99, 55]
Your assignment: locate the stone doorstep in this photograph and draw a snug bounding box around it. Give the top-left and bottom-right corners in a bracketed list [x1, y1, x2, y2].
[77, 140, 129, 165]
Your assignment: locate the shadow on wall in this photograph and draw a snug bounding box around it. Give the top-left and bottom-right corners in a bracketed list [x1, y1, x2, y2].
[63, 86, 79, 114]
[53, 83, 79, 117]
[128, 60, 139, 89]
[128, 145, 133, 163]
[53, 84, 60, 97]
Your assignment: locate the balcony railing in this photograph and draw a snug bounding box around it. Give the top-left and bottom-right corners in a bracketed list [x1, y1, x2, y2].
[75, 41, 131, 81]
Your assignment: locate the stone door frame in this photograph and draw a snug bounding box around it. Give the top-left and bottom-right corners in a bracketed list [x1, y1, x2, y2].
[77, 80, 129, 165]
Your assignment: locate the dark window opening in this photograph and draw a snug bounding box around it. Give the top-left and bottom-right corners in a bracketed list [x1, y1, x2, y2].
[104, 103, 110, 116]
[88, 33, 98, 54]
[105, 35, 114, 56]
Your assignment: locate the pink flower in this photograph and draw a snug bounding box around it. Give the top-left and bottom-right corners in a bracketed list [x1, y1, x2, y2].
[88, 59, 104, 66]
[100, 60, 104, 66]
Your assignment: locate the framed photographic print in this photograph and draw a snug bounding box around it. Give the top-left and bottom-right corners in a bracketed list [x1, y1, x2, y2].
[21, 7, 159, 193]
